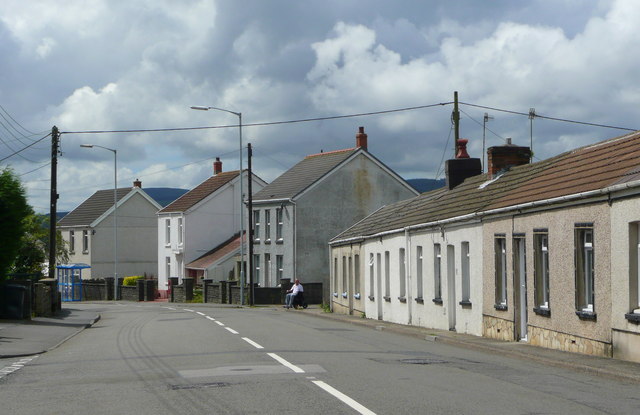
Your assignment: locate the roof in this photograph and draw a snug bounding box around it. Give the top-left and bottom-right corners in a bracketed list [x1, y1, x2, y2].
[57, 187, 134, 227]
[186, 233, 244, 270]
[332, 131, 640, 243]
[253, 148, 358, 201]
[159, 171, 240, 213]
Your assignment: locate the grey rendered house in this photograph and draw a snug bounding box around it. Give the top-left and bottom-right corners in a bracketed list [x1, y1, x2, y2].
[57, 180, 161, 279]
[250, 127, 418, 301]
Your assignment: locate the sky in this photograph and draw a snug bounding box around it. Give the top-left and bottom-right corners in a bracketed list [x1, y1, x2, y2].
[1, 0, 639, 213]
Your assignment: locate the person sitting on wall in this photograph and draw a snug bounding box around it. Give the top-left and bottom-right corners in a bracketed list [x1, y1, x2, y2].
[284, 279, 303, 309]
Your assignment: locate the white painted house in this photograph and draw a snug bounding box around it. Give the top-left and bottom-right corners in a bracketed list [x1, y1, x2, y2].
[156, 159, 267, 295]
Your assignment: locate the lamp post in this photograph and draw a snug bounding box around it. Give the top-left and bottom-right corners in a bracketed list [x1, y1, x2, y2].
[190, 105, 245, 305]
[81, 144, 118, 300]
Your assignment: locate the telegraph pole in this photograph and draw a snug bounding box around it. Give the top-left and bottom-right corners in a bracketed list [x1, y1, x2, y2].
[453, 91, 460, 156]
[247, 143, 254, 306]
[48, 126, 60, 279]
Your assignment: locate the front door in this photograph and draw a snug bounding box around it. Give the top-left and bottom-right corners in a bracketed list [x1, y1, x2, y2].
[513, 237, 528, 341]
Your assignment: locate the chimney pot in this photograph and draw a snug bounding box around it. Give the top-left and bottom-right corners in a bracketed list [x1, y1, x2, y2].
[133, 179, 142, 188]
[213, 157, 223, 175]
[356, 126, 368, 150]
[456, 138, 470, 159]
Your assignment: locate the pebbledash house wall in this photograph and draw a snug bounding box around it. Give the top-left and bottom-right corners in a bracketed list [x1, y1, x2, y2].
[297, 153, 417, 302]
[351, 222, 483, 336]
[330, 243, 365, 316]
[482, 203, 613, 357]
[610, 196, 640, 363]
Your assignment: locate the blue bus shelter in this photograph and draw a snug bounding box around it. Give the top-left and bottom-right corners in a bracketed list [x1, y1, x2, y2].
[57, 263, 91, 301]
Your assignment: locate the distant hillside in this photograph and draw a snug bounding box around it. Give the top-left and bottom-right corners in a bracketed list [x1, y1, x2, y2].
[144, 188, 189, 207]
[406, 178, 445, 193]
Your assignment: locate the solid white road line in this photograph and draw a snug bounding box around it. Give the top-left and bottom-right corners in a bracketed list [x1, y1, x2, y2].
[225, 327, 239, 334]
[312, 380, 376, 415]
[267, 353, 305, 373]
[241, 337, 264, 349]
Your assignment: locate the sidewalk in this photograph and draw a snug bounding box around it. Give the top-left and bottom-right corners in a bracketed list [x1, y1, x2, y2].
[299, 305, 640, 384]
[0, 307, 100, 358]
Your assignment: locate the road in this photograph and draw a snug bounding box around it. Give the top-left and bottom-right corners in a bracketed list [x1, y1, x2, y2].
[1, 303, 639, 414]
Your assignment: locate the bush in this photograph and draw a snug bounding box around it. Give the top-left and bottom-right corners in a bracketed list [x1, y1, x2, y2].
[123, 276, 144, 286]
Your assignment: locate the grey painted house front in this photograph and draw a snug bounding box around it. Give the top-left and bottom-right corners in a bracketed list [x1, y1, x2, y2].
[251, 127, 418, 301]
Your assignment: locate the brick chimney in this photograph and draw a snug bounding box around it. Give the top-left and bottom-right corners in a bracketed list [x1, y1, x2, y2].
[487, 138, 531, 179]
[213, 157, 223, 175]
[133, 179, 142, 188]
[356, 126, 368, 150]
[445, 138, 481, 190]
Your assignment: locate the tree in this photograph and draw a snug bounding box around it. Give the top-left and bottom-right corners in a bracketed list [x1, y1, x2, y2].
[0, 168, 30, 279]
[11, 213, 69, 275]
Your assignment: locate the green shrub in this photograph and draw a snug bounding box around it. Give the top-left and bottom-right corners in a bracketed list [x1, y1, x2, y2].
[123, 276, 144, 286]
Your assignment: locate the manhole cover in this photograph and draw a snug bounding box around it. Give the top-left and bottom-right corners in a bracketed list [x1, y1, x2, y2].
[170, 382, 230, 390]
[400, 358, 448, 365]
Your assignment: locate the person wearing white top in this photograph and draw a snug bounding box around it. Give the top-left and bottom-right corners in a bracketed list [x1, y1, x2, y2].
[284, 279, 303, 309]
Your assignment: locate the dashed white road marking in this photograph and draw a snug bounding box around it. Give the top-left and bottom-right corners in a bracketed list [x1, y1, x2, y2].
[242, 337, 264, 349]
[267, 353, 305, 373]
[215, 321, 225, 326]
[183, 308, 194, 312]
[312, 380, 376, 415]
[0, 356, 39, 379]
[225, 327, 239, 335]
[196, 312, 205, 316]
[206, 316, 216, 321]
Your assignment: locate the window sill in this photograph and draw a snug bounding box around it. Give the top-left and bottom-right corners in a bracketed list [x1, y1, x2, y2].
[383, 296, 391, 302]
[494, 304, 508, 311]
[398, 296, 407, 303]
[415, 297, 424, 304]
[624, 313, 640, 324]
[432, 298, 443, 305]
[276, 239, 284, 245]
[368, 295, 375, 301]
[82, 251, 89, 254]
[332, 292, 338, 298]
[533, 307, 551, 317]
[459, 300, 472, 308]
[253, 240, 260, 244]
[575, 310, 597, 321]
[342, 292, 348, 299]
[264, 239, 271, 245]
[354, 293, 361, 300]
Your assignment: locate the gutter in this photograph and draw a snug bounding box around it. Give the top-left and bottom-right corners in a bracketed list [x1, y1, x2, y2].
[330, 178, 640, 245]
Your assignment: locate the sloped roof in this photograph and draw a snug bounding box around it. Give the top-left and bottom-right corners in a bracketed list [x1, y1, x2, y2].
[253, 148, 358, 201]
[57, 187, 134, 227]
[159, 170, 239, 213]
[186, 233, 244, 270]
[332, 131, 640, 243]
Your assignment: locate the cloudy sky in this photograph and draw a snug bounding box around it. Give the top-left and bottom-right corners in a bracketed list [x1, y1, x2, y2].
[1, 0, 638, 213]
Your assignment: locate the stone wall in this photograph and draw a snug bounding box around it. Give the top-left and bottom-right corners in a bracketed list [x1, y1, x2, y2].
[82, 280, 109, 301]
[529, 325, 612, 357]
[483, 314, 514, 341]
[120, 285, 139, 302]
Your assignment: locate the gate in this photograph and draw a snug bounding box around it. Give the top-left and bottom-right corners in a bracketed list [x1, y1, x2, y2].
[57, 263, 90, 301]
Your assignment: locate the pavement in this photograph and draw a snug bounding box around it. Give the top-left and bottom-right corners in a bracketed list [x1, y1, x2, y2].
[1, 303, 640, 385]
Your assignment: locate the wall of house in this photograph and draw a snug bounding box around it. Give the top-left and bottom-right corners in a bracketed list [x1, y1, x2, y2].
[483, 203, 612, 356]
[610, 196, 640, 363]
[204, 254, 238, 282]
[62, 227, 92, 278]
[330, 243, 365, 316]
[297, 153, 417, 301]
[251, 202, 295, 287]
[93, 193, 159, 280]
[157, 212, 182, 291]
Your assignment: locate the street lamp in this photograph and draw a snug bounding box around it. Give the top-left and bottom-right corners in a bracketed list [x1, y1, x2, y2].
[190, 105, 246, 305]
[81, 144, 118, 301]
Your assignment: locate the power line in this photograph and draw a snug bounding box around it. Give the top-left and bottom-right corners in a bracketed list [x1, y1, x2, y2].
[19, 162, 51, 176]
[0, 132, 51, 163]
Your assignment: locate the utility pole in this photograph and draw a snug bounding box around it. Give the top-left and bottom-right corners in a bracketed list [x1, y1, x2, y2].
[529, 108, 536, 162]
[48, 126, 60, 280]
[482, 113, 493, 172]
[247, 143, 254, 306]
[453, 91, 460, 156]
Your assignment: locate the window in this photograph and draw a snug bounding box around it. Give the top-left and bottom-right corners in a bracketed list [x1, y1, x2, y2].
[276, 208, 283, 241]
[354, 254, 360, 295]
[377, 253, 382, 300]
[416, 246, 423, 302]
[253, 211, 260, 242]
[69, 230, 75, 253]
[178, 218, 183, 245]
[264, 210, 271, 242]
[165, 218, 171, 245]
[384, 251, 390, 300]
[276, 255, 283, 282]
[433, 244, 442, 303]
[575, 225, 595, 314]
[165, 257, 171, 278]
[534, 231, 550, 312]
[333, 257, 338, 296]
[399, 248, 406, 300]
[82, 230, 89, 253]
[495, 237, 507, 308]
[253, 254, 261, 286]
[369, 254, 375, 299]
[461, 242, 471, 304]
[348, 256, 353, 297]
[342, 256, 347, 297]
[264, 253, 271, 286]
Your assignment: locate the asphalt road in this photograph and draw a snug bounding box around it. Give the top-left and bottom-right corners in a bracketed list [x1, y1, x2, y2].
[1, 303, 639, 414]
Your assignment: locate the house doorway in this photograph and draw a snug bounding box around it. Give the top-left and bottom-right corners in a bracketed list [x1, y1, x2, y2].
[447, 245, 456, 331]
[513, 236, 528, 341]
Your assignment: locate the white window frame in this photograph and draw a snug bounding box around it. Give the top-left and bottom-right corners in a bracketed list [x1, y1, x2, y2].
[354, 254, 360, 295]
[369, 253, 375, 299]
[165, 218, 171, 246]
[264, 210, 271, 242]
[253, 210, 260, 242]
[461, 242, 470, 303]
[69, 230, 75, 254]
[416, 246, 423, 300]
[264, 253, 271, 287]
[575, 226, 594, 313]
[495, 237, 507, 307]
[276, 255, 283, 282]
[384, 251, 390, 299]
[342, 256, 348, 298]
[165, 257, 171, 278]
[82, 230, 89, 254]
[333, 257, 338, 297]
[253, 254, 261, 286]
[276, 208, 283, 241]
[534, 232, 550, 309]
[399, 248, 406, 299]
[434, 244, 442, 301]
[178, 217, 183, 246]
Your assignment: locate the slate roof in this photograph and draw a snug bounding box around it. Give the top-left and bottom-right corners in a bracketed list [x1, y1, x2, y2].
[57, 187, 134, 227]
[332, 131, 640, 243]
[158, 171, 240, 213]
[186, 233, 244, 270]
[253, 148, 358, 201]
